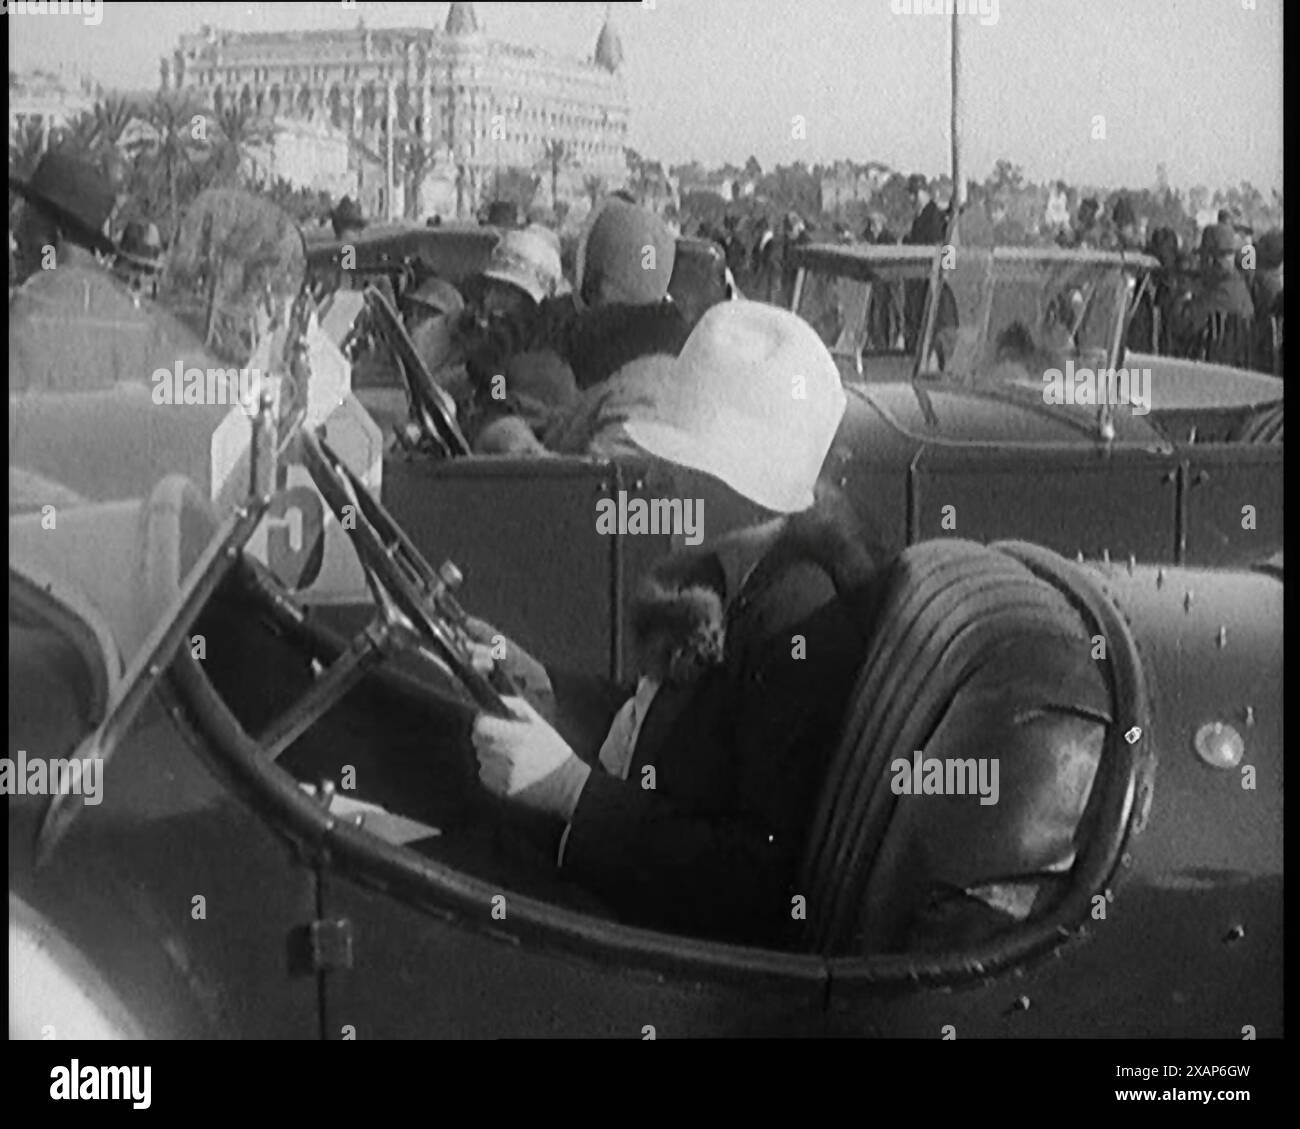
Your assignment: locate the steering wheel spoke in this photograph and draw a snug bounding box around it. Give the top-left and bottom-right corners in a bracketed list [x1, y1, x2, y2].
[259, 618, 391, 761]
[299, 428, 516, 720]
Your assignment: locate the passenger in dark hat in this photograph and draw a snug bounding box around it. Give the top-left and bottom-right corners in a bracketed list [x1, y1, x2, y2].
[9, 149, 118, 285]
[544, 197, 691, 456]
[115, 220, 164, 296]
[1177, 224, 1255, 367]
[8, 151, 179, 394]
[667, 237, 731, 332]
[330, 196, 367, 241]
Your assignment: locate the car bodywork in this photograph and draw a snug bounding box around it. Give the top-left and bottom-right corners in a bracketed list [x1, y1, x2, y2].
[8, 413, 1282, 1038]
[9, 199, 1281, 1037]
[781, 241, 1282, 568]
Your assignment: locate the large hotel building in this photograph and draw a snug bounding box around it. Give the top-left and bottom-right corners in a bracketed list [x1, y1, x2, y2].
[163, 2, 630, 220]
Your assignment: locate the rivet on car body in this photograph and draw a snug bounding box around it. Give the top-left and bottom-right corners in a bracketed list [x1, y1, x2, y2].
[1223, 924, 1245, 943]
[1193, 721, 1245, 769]
[1102, 548, 1111, 565]
[1243, 705, 1255, 727]
[1216, 626, 1227, 649]
[1120, 853, 1133, 868]
[1183, 590, 1194, 612]
[1010, 995, 1031, 1012]
[1124, 726, 1142, 745]
[1076, 551, 1084, 563]
[1127, 555, 1136, 575]
[1156, 568, 1165, 589]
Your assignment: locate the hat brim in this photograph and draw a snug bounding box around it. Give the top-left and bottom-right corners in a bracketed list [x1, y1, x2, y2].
[624, 413, 814, 515]
[9, 176, 118, 256]
[482, 268, 545, 305]
[116, 250, 163, 272]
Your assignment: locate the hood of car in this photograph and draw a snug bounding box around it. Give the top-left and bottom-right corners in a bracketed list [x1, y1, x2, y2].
[849, 381, 1152, 446]
[1124, 352, 1283, 411]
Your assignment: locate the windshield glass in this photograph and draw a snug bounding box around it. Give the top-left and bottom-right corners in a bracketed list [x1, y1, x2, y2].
[797, 260, 931, 358]
[918, 253, 1129, 394]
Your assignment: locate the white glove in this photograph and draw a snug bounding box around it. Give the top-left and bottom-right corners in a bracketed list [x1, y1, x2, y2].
[472, 696, 590, 819]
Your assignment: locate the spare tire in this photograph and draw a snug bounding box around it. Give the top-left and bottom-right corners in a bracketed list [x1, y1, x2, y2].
[799, 539, 1110, 955]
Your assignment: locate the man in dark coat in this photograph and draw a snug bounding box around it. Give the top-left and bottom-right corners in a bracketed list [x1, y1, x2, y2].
[471, 303, 879, 947]
[1249, 228, 1283, 375]
[1181, 223, 1255, 368]
[901, 174, 948, 352]
[904, 173, 946, 246]
[9, 151, 165, 394]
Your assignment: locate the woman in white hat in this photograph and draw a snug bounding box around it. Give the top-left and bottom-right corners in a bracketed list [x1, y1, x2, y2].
[471, 301, 881, 947]
[462, 228, 579, 454]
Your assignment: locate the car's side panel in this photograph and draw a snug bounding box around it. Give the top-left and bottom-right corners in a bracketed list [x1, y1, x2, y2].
[382, 456, 674, 680]
[1179, 447, 1283, 566]
[8, 679, 320, 1039]
[317, 875, 829, 1038]
[911, 447, 1178, 562]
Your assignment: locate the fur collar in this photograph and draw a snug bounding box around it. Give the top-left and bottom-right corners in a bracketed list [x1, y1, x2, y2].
[630, 482, 882, 685]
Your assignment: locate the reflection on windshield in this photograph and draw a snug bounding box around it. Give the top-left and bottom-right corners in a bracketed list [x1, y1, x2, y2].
[797, 268, 923, 358]
[920, 256, 1125, 394]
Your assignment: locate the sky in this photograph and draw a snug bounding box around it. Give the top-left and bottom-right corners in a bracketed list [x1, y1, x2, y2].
[7, 0, 1285, 194]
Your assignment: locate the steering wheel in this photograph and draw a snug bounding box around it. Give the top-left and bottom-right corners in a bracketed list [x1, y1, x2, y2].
[296, 427, 515, 721]
[361, 284, 471, 459]
[229, 427, 515, 763]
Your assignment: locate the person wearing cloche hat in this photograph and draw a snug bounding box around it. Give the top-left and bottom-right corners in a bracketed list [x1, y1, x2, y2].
[469, 301, 880, 947]
[461, 227, 578, 454]
[561, 197, 691, 391]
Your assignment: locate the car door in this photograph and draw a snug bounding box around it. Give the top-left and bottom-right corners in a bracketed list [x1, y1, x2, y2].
[1179, 444, 1283, 566]
[912, 442, 1179, 563]
[313, 851, 830, 1039]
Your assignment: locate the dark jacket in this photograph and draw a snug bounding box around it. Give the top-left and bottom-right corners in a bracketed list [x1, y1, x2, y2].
[9, 245, 177, 395]
[1182, 266, 1256, 368]
[559, 488, 881, 946]
[560, 300, 691, 392]
[543, 299, 692, 456]
[906, 200, 947, 246]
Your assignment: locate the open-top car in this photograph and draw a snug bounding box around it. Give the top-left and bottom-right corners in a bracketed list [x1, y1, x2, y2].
[8, 192, 1283, 1039]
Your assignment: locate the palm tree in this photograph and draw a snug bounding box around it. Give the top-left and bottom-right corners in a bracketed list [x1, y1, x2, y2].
[538, 139, 574, 217]
[398, 133, 435, 220]
[142, 91, 209, 240]
[91, 97, 136, 152]
[212, 103, 274, 187]
[583, 174, 607, 211]
[8, 117, 49, 180]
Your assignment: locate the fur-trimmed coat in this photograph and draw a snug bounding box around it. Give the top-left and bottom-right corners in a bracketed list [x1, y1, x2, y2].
[558, 485, 882, 947]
